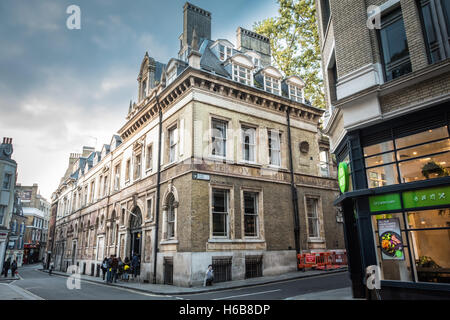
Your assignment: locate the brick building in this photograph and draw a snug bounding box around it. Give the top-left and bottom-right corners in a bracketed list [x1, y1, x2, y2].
[317, 0, 450, 299]
[51, 2, 344, 286]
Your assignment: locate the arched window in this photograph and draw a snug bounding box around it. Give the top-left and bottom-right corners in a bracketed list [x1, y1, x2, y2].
[166, 194, 176, 239]
[130, 207, 142, 230]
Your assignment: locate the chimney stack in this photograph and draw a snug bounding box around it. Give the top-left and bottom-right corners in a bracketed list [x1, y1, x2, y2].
[182, 2, 211, 51]
[236, 27, 271, 67]
[2, 137, 12, 144]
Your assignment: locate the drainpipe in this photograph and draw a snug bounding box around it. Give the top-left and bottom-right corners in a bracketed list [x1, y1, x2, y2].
[152, 95, 163, 284]
[286, 107, 302, 265]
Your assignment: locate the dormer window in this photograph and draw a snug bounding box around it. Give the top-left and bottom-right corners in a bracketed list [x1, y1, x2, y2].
[289, 85, 304, 103]
[264, 75, 281, 95]
[252, 57, 260, 69]
[140, 78, 147, 101]
[232, 64, 252, 86]
[166, 68, 177, 86]
[219, 44, 232, 61]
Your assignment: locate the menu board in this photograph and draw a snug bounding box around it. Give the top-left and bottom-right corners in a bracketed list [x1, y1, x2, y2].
[378, 218, 405, 261]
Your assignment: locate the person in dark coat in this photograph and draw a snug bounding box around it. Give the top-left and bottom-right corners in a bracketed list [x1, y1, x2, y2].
[111, 255, 119, 283]
[131, 253, 140, 279]
[3, 258, 11, 278]
[11, 260, 17, 278]
[101, 257, 108, 281]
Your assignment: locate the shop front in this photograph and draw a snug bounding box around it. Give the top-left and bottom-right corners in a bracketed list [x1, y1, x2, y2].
[334, 103, 450, 299]
[24, 243, 41, 264]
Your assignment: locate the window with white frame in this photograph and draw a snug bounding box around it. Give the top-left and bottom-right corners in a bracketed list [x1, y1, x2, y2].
[243, 192, 258, 237]
[232, 64, 252, 85]
[125, 159, 131, 182]
[211, 119, 227, 158]
[166, 68, 177, 85]
[289, 85, 304, 102]
[0, 206, 5, 225]
[306, 198, 320, 238]
[166, 193, 176, 239]
[134, 153, 142, 180]
[242, 126, 256, 162]
[319, 149, 330, 177]
[103, 175, 108, 196]
[90, 181, 95, 203]
[141, 78, 147, 100]
[98, 175, 103, 198]
[252, 57, 260, 69]
[146, 197, 153, 220]
[146, 144, 153, 171]
[268, 130, 282, 166]
[219, 44, 232, 61]
[169, 126, 177, 163]
[114, 163, 121, 191]
[212, 188, 229, 237]
[264, 75, 281, 95]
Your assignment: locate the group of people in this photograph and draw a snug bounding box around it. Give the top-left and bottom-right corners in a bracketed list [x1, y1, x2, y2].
[1, 258, 18, 278]
[101, 253, 140, 283]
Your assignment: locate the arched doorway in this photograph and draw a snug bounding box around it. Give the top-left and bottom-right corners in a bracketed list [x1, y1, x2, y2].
[129, 207, 143, 260]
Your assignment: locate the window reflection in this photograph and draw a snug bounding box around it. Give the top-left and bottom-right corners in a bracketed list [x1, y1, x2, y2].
[364, 126, 450, 188]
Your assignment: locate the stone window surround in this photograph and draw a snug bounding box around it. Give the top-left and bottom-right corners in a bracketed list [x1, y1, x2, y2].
[239, 121, 258, 164]
[209, 114, 232, 161]
[209, 183, 235, 240]
[145, 193, 155, 222]
[304, 194, 326, 243]
[240, 186, 265, 240]
[161, 193, 178, 243]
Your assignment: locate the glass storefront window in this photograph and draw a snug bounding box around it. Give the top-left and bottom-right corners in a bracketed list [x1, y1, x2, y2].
[366, 164, 399, 188]
[363, 141, 394, 157]
[410, 229, 450, 284]
[399, 151, 449, 183]
[397, 139, 449, 161]
[371, 213, 413, 282]
[395, 126, 448, 149]
[365, 152, 396, 168]
[364, 126, 450, 188]
[371, 208, 450, 284]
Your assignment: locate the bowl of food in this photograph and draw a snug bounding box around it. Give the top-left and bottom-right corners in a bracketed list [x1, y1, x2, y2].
[380, 231, 403, 258]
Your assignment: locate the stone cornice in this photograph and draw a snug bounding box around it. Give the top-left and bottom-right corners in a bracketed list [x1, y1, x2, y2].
[118, 67, 324, 142]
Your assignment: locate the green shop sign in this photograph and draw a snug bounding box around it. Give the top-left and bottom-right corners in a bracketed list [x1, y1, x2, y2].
[369, 193, 402, 212]
[338, 162, 349, 193]
[369, 185, 450, 212]
[403, 185, 450, 209]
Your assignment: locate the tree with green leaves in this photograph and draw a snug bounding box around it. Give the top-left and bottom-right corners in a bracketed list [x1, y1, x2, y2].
[254, 0, 325, 109]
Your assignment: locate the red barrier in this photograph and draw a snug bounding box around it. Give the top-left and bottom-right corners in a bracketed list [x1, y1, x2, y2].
[298, 251, 347, 271]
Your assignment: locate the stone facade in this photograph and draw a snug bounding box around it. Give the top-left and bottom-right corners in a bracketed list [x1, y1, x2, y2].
[51, 2, 344, 287]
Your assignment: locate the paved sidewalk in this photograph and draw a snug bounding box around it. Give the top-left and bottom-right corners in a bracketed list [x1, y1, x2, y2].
[0, 282, 43, 300]
[40, 267, 349, 295]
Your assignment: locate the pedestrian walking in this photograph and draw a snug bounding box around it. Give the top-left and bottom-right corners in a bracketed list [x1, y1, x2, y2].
[203, 265, 214, 286]
[131, 253, 140, 280]
[106, 255, 113, 283]
[111, 255, 119, 283]
[101, 257, 108, 281]
[123, 257, 130, 281]
[117, 257, 123, 281]
[3, 258, 11, 278]
[11, 260, 17, 278]
[49, 261, 54, 276]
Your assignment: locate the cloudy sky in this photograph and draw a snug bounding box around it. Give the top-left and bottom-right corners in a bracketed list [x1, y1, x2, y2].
[0, 0, 279, 200]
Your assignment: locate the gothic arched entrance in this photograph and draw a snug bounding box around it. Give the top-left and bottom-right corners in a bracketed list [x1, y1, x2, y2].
[129, 207, 143, 260]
